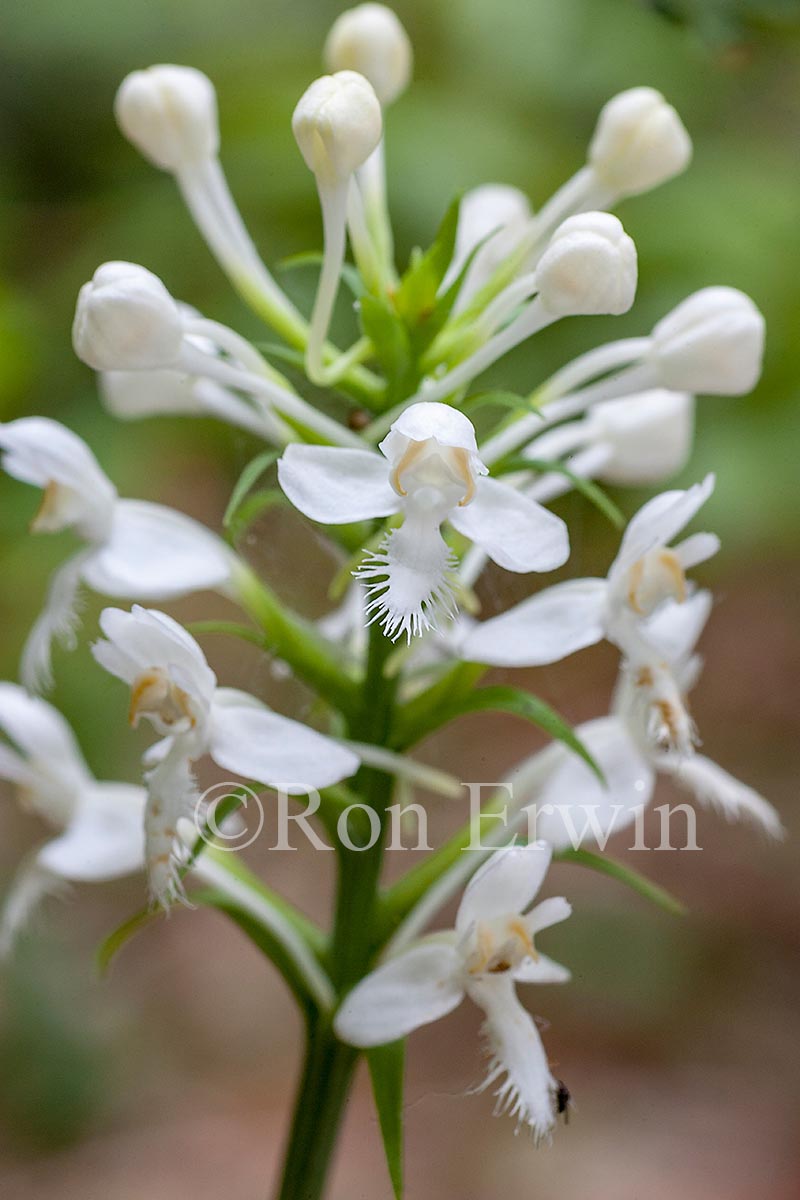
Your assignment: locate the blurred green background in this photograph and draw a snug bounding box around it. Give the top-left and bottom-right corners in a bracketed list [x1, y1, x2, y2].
[1, 1, 799, 1197]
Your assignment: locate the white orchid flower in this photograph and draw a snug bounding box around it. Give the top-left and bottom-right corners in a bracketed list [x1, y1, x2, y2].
[278, 401, 569, 640]
[514, 591, 782, 847]
[92, 606, 360, 907]
[335, 840, 571, 1141]
[464, 476, 719, 754]
[0, 683, 146, 954]
[0, 417, 235, 692]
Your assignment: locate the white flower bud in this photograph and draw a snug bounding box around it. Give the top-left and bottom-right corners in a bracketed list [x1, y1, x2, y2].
[588, 87, 691, 198]
[649, 287, 765, 394]
[292, 71, 382, 186]
[324, 4, 412, 106]
[72, 262, 184, 372]
[585, 390, 695, 485]
[535, 213, 637, 317]
[114, 65, 219, 172]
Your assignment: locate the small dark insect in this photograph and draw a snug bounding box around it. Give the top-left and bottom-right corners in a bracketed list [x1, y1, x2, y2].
[555, 1080, 572, 1124]
[347, 408, 371, 431]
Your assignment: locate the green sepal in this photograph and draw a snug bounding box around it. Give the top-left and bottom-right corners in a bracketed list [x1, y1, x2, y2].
[366, 1040, 405, 1199]
[555, 847, 688, 916]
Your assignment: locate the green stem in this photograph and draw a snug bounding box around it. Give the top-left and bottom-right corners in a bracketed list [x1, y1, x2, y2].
[233, 564, 361, 718]
[274, 625, 397, 1200]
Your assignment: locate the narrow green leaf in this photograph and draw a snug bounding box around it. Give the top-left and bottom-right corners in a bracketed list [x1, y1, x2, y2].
[366, 1041, 405, 1200]
[394, 684, 602, 782]
[255, 341, 307, 369]
[461, 390, 530, 418]
[359, 295, 412, 397]
[498, 456, 626, 529]
[224, 450, 279, 531]
[556, 847, 687, 916]
[226, 488, 288, 542]
[96, 908, 161, 975]
[394, 196, 461, 327]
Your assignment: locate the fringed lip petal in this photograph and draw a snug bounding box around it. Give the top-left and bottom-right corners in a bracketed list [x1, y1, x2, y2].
[654, 752, 784, 839]
[277, 444, 400, 523]
[467, 974, 558, 1142]
[448, 477, 569, 573]
[463, 577, 607, 667]
[456, 842, 552, 934]
[333, 942, 465, 1047]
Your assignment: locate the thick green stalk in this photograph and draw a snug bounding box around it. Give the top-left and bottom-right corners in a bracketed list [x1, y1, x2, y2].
[274, 625, 397, 1200]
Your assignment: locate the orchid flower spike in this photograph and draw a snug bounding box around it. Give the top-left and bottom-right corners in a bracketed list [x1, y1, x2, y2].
[278, 401, 569, 640]
[114, 66, 298, 328]
[0, 418, 234, 692]
[0, 683, 146, 954]
[92, 606, 360, 907]
[464, 476, 719, 755]
[335, 841, 572, 1141]
[407, 212, 637, 409]
[293, 71, 382, 383]
[515, 591, 782, 848]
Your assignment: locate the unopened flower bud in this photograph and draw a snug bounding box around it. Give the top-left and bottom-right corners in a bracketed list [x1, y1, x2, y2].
[324, 4, 412, 106]
[114, 65, 219, 172]
[649, 287, 765, 394]
[585, 390, 694, 485]
[588, 87, 691, 199]
[292, 71, 382, 186]
[73, 262, 184, 372]
[535, 213, 637, 317]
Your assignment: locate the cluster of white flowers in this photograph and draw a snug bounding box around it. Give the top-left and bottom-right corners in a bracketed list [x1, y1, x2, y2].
[1, 1, 781, 1167]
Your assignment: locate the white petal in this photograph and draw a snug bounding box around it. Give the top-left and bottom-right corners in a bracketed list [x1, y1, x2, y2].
[513, 954, 571, 985]
[209, 691, 359, 791]
[456, 842, 552, 934]
[468, 975, 558, 1141]
[674, 531, 720, 570]
[334, 942, 465, 1046]
[0, 682, 90, 780]
[37, 783, 146, 881]
[93, 605, 216, 702]
[277, 444, 399, 524]
[527, 895, 572, 935]
[385, 401, 479, 453]
[531, 716, 655, 850]
[463, 577, 607, 667]
[449, 477, 569, 573]
[0, 417, 117, 532]
[610, 474, 715, 579]
[83, 500, 232, 597]
[655, 753, 784, 839]
[640, 589, 713, 665]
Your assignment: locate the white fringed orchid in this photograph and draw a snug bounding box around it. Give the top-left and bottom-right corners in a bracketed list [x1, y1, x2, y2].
[0, 418, 234, 693]
[92, 606, 360, 907]
[465, 476, 719, 754]
[335, 841, 571, 1141]
[0, 683, 145, 954]
[514, 591, 782, 848]
[278, 401, 569, 640]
